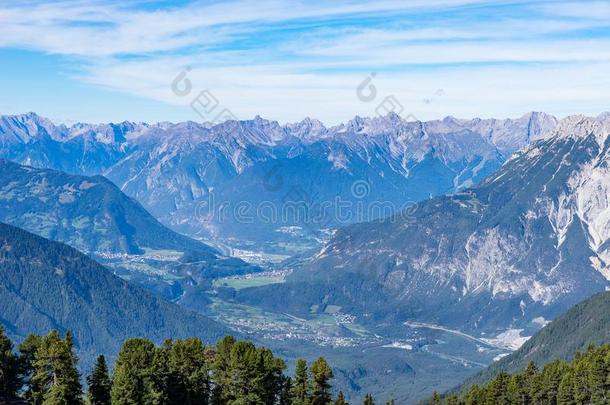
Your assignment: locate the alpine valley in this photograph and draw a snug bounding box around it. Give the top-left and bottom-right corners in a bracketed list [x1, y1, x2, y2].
[1, 111, 609, 403]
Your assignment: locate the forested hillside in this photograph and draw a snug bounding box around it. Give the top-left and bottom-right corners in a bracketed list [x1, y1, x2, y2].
[430, 344, 610, 404]
[0, 222, 228, 370]
[460, 291, 610, 389]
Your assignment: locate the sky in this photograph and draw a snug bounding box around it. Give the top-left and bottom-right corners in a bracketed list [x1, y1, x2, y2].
[0, 0, 609, 125]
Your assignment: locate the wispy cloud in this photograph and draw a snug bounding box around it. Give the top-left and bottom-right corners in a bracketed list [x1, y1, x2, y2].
[0, 0, 608, 123]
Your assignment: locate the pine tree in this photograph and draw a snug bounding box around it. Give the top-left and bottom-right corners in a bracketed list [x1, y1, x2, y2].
[464, 384, 484, 405]
[588, 350, 608, 404]
[211, 336, 235, 405]
[30, 330, 82, 405]
[149, 344, 171, 405]
[430, 391, 442, 405]
[334, 391, 348, 405]
[572, 354, 591, 404]
[87, 355, 111, 405]
[226, 340, 261, 403]
[310, 357, 333, 405]
[258, 347, 287, 405]
[278, 376, 292, 405]
[111, 338, 157, 405]
[0, 325, 20, 400]
[445, 394, 459, 405]
[362, 393, 374, 405]
[18, 334, 43, 404]
[290, 359, 311, 405]
[165, 338, 211, 405]
[485, 372, 509, 405]
[507, 373, 526, 405]
[384, 400, 395, 405]
[557, 369, 576, 405]
[537, 360, 569, 405]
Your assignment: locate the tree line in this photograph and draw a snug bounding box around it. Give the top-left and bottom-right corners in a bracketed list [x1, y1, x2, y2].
[425, 344, 610, 405]
[0, 326, 395, 404]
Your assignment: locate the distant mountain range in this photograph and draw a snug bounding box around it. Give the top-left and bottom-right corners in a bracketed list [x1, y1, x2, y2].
[0, 160, 258, 302]
[0, 111, 559, 255]
[237, 114, 610, 339]
[0, 222, 229, 371]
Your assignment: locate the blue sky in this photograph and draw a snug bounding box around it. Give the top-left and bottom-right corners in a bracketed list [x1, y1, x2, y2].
[0, 0, 609, 125]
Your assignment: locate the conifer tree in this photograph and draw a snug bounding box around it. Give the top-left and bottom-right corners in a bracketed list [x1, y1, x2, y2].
[539, 359, 569, 404]
[290, 359, 311, 405]
[588, 350, 608, 404]
[87, 355, 111, 405]
[572, 354, 591, 404]
[111, 338, 157, 405]
[18, 334, 43, 404]
[31, 330, 82, 405]
[484, 371, 509, 405]
[444, 394, 459, 405]
[0, 325, 20, 400]
[165, 338, 211, 405]
[310, 357, 333, 405]
[334, 391, 348, 405]
[557, 370, 577, 405]
[362, 393, 374, 405]
[149, 344, 171, 405]
[464, 384, 484, 405]
[278, 376, 292, 405]
[211, 336, 235, 405]
[430, 391, 442, 405]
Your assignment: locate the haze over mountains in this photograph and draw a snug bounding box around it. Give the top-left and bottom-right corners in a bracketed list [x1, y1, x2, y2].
[240, 114, 610, 338]
[0, 111, 558, 256]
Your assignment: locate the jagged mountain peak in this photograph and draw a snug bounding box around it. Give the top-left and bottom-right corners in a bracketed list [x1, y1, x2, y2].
[0, 111, 65, 142]
[284, 117, 328, 140]
[550, 114, 610, 146]
[597, 111, 610, 120]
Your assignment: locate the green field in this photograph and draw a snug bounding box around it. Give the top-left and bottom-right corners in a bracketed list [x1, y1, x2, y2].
[213, 273, 287, 290]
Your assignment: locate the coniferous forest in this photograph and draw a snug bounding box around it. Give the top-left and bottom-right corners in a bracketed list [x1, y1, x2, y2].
[0, 326, 396, 405]
[426, 344, 610, 405]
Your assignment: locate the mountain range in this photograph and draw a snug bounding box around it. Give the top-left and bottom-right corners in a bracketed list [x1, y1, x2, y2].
[237, 114, 610, 339]
[2, 110, 610, 403]
[0, 111, 559, 256]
